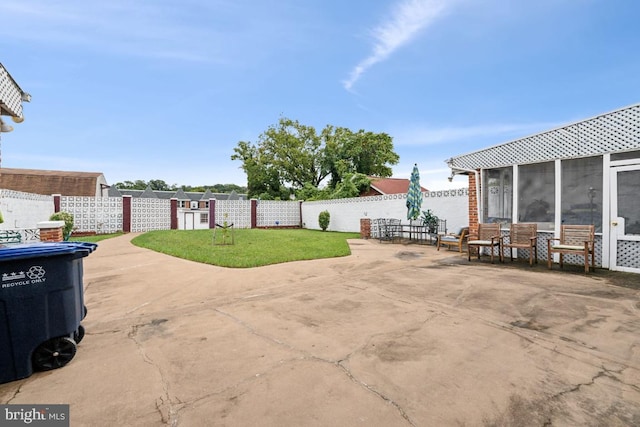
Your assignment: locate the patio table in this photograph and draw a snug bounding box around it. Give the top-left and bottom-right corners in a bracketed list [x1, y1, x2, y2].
[400, 223, 440, 244]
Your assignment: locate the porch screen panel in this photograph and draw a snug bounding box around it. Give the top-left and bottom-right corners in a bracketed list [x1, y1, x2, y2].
[611, 150, 640, 161]
[483, 167, 512, 223]
[518, 162, 555, 231]
[561, 156, 603, 232]
[618, 170, 640, 235]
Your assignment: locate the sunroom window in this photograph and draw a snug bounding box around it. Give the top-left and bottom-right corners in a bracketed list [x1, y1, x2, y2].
[483, 167, 512, 224]
[561, 156, 603, 232]
[518, 162, 555, 231]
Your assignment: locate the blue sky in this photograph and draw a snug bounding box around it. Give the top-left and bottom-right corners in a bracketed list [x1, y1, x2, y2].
[2, 0, 639, 191]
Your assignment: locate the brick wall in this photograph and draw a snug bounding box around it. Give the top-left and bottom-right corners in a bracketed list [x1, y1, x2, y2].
[468, 172, 479, 236]
[37, 221, 65, 242]
[360, 218, 371, 239]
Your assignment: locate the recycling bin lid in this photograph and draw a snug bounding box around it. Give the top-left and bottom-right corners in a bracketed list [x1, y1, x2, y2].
[0, 242, 98, 262]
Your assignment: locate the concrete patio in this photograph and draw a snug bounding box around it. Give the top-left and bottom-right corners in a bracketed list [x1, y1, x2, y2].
[1, 234, 639, 426]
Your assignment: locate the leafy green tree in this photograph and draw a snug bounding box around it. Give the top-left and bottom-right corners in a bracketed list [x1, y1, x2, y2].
[331, 173, 371, 199]
[148, 179, 176, 191]
[295, 183, 330, 201]
[232, 117, 399, 199]
[179, 184, 248, 193]
[261, 118, 328, 188]
[231, 140, 287, 199]
[132, 180, 149, 189]
[324, 127, 398, 188]
[115, 181, 248, 194]
[114, 179, 176, 190]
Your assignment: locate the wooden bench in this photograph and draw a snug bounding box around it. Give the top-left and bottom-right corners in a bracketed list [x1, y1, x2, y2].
[436, 227, 468, 253]
[0, 230, 22, 245]
[547, 224, 595, 273]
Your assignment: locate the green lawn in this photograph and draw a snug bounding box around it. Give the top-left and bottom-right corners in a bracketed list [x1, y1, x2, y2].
[131, 228, 360, 268]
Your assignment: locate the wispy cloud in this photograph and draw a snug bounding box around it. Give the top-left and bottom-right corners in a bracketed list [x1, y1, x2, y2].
[343, 0, 451, 91]
[392, 121, 565, 146]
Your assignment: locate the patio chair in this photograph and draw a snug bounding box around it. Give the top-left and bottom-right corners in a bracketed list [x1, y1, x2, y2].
[467, 223, 503, 263]
[547, 224, 595, 273]
[420, 219, 448, 245]
[436, 227, 468, 253]
[431, 219, 448, 244]
[503, 223, 538, 266]
[376, 218, 402, 243]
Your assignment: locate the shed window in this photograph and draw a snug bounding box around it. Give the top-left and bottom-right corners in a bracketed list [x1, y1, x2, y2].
[561, 156, 603, 232]
[200, 213, 209, 224]
[518, 162, 555, 230]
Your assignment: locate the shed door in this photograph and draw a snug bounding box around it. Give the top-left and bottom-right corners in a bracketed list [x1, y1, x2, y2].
[609, 165, 640, 273]
[184, 212, 195, 230]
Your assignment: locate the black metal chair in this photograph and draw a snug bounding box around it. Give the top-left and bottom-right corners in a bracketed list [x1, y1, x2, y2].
[376, 218, 402, 243]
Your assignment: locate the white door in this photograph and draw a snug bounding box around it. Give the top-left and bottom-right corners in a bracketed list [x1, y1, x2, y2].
[609, 165, 640, 273]
[184, 212, 195, 230]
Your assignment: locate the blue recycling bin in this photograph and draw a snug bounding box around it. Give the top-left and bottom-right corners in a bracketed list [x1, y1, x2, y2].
[0, 241, 97, 384]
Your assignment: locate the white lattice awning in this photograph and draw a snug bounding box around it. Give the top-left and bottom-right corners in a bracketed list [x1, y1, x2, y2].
[447, 103, 640, 171]
[0, 63, 28, 118]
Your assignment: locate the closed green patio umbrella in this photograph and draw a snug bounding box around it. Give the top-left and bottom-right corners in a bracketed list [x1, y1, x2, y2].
[406, 163, 422, 221]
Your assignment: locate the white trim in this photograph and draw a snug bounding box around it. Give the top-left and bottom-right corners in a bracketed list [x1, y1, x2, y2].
[608, 163, 640, 273]
[447, 104, 640, 170]
[602, 154, 611, 268]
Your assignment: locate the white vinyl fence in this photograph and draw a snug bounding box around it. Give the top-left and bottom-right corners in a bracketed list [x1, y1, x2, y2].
[1, 188, 469, 235]
[302, 188, 469, 233]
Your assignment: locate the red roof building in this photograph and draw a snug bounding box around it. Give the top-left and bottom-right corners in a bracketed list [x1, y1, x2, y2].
[360, 177, 428, 197]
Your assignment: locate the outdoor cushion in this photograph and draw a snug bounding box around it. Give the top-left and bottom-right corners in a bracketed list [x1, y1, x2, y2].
[440, 236, 459, 242]
[467, 239, 495, 245]
[551, 244, 584, 250]
[547, 224, 595, 273]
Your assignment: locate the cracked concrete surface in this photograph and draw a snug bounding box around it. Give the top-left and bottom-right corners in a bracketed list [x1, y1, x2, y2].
[1, 234, 639, 426]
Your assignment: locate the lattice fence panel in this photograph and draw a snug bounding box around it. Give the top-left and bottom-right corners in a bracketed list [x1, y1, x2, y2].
[131, 198, 170, 232]
[60, 196, 123, 233]
[449, 104, 640, 170]
[215, 200, 251, 228]
[616, 240, 640, 269]
[257, 200, 300, 227]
